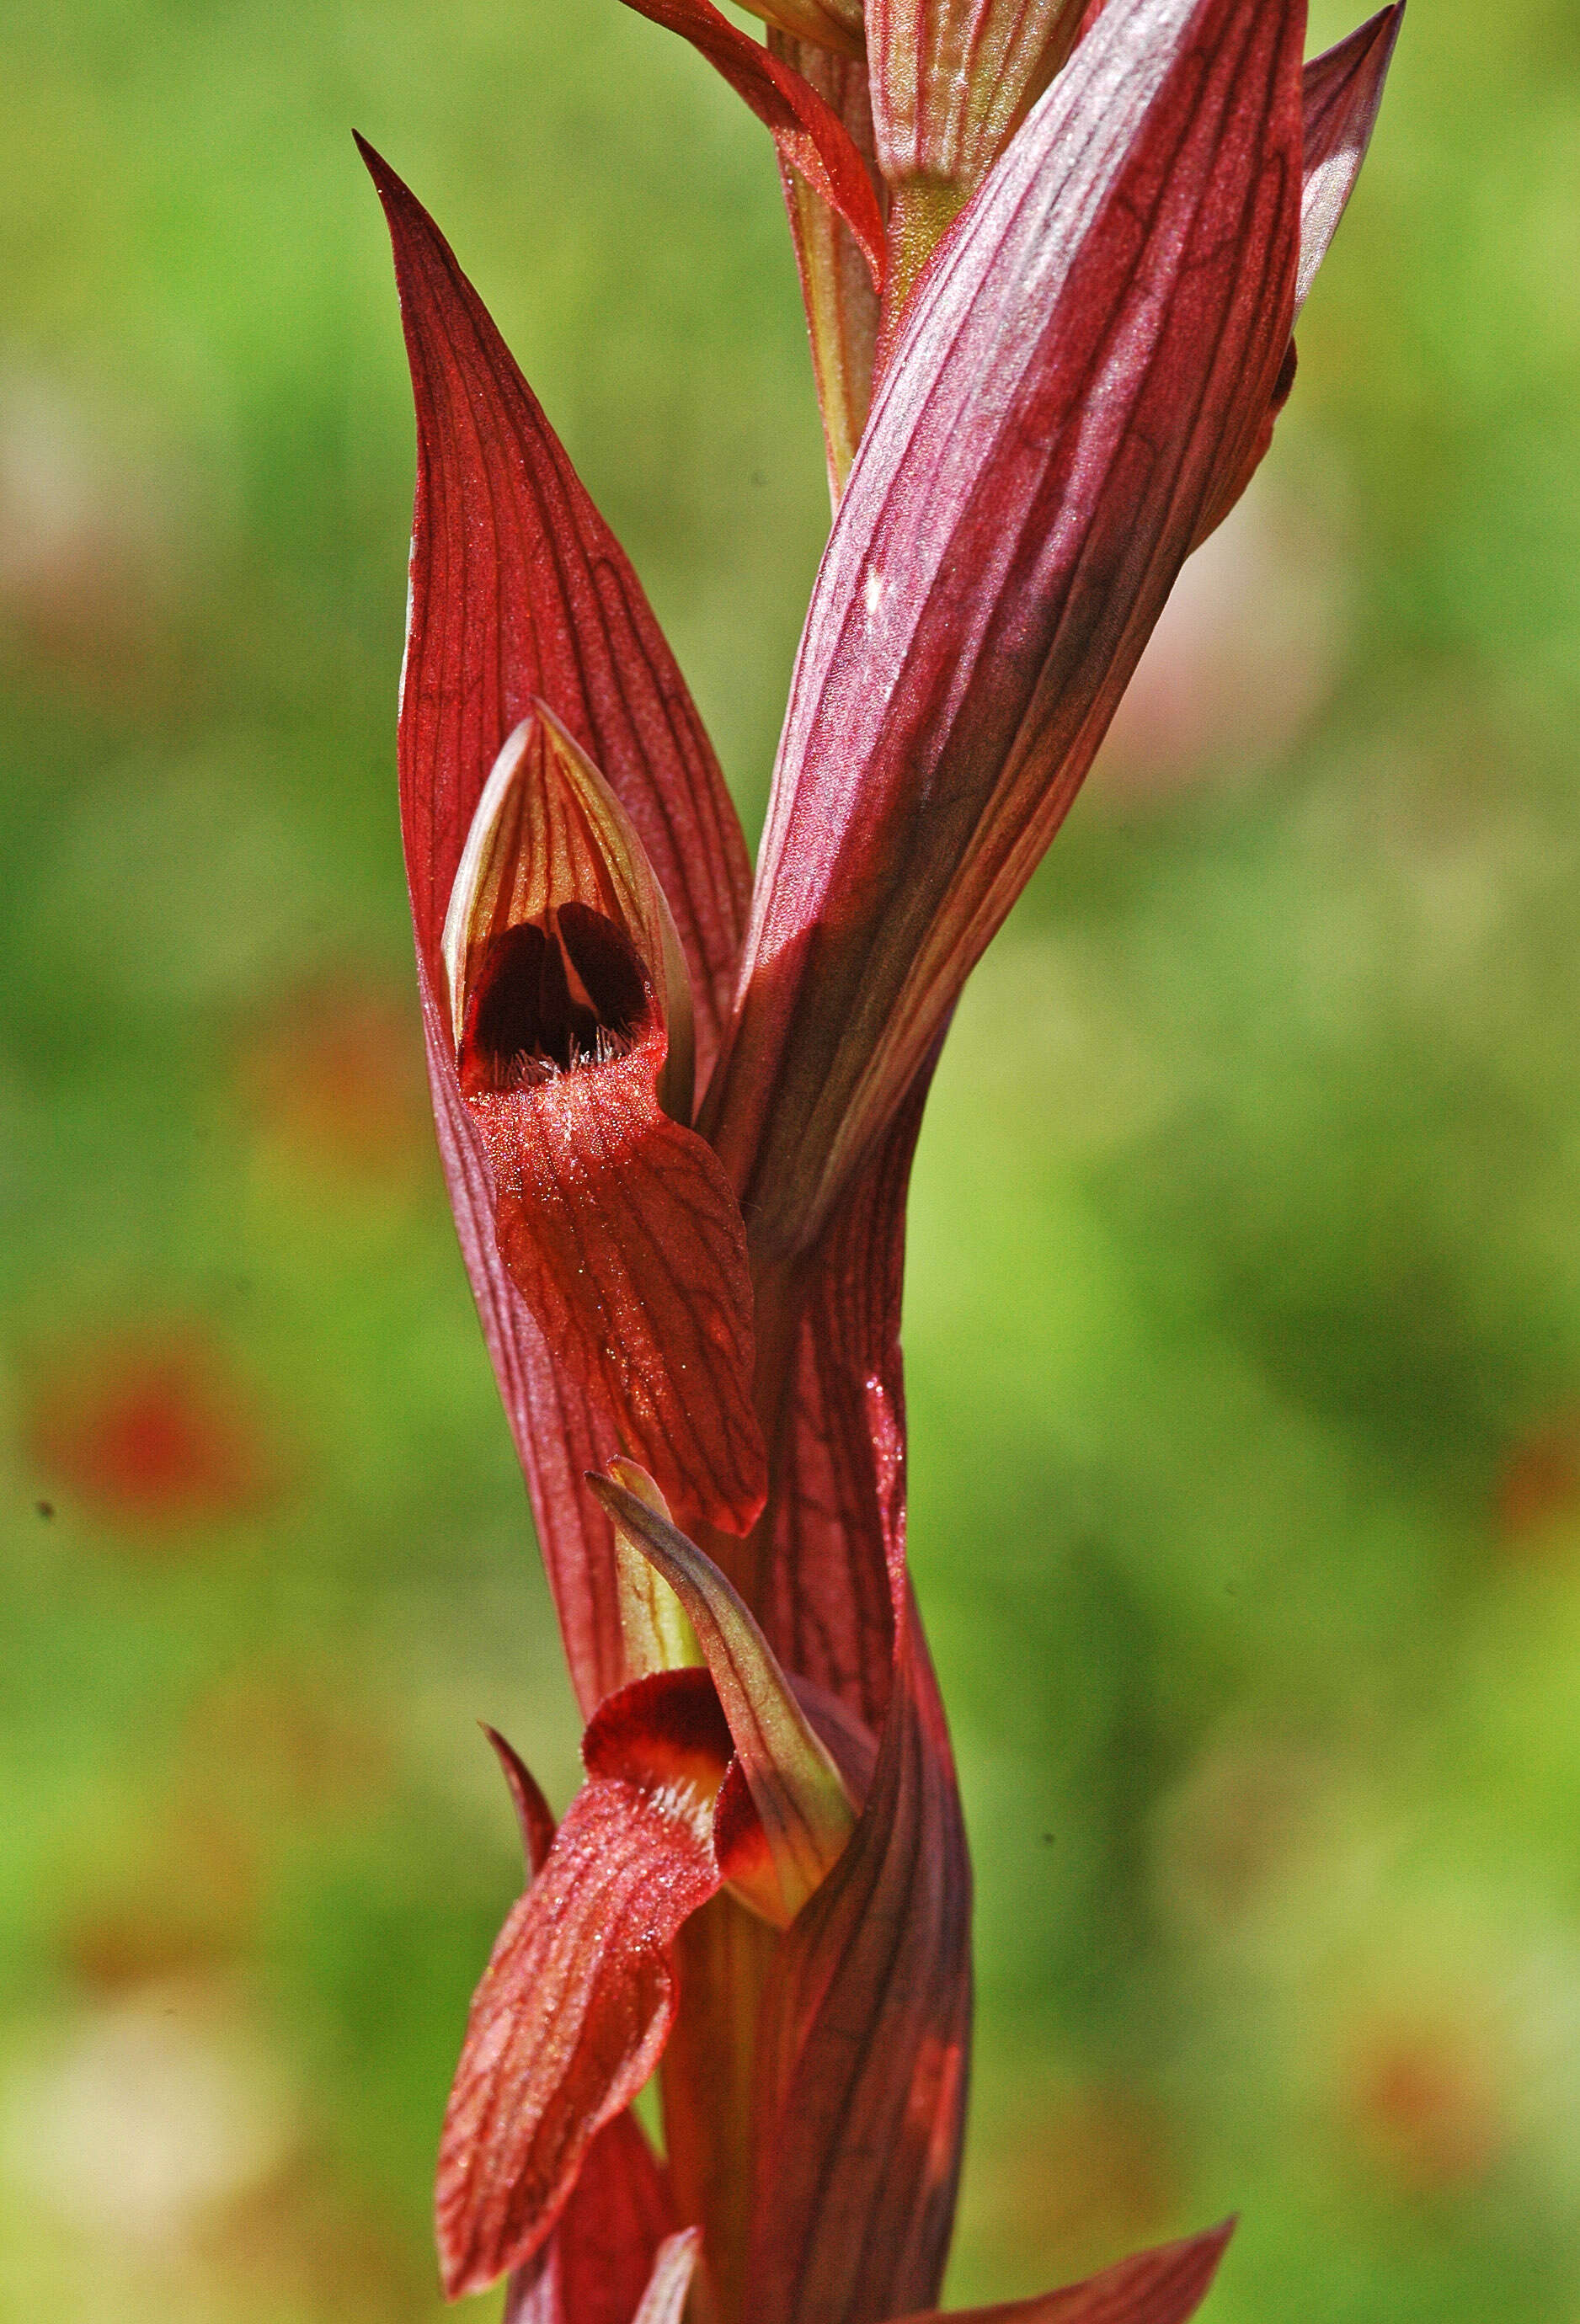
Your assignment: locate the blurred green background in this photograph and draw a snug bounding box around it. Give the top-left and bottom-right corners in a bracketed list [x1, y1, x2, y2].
[3, 0, 1579, 2316]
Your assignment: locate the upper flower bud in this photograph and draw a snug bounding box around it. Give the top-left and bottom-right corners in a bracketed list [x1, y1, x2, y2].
[868, 0, 1085, 311]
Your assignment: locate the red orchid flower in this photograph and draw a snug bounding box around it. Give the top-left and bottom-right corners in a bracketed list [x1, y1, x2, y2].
[361, 0, 1399, 2316]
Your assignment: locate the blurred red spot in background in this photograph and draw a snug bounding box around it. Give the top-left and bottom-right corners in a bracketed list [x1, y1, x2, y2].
[239, 977, 428, 1181]
[1347, 2019, 1503, 2195]
[27, 1331, 273, 1531]
[1495, 1415, 1580, 1546]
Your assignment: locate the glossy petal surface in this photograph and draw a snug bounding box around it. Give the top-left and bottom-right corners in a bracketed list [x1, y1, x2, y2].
[437, 1673, 731, 2296]
[364, 143, 752, 1713]
[469, 1023, 765, 1538]
[704, 0, 1305, 1261]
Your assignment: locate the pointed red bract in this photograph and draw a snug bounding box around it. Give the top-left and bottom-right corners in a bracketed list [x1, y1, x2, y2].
[436, 1671, 731, 2296]
[620, 0, 887, 288]
[1298, 6, 1403, 314]
[361, 138, 748, 1069]
[703, 0, 1305, 1261]
[483, 1722, 559, 1875]
[363, 143, 755, 1713]
[885, 2220, 1236, 2323]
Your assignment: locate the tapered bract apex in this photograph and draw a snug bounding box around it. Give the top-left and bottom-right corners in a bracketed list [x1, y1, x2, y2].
[1298, 4, 1404, 314]
[883, 2219, 1236, 2321]
[481, 1724, 558, 1878]
[630, 2228, 705, 2324]
[620, 0, 886, 284]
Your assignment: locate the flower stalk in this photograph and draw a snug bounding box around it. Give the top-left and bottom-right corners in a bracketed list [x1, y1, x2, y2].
[360, 0, 1401, 2315]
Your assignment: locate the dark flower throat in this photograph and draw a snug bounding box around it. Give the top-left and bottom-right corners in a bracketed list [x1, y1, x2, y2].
[461, 902, 650, 1094]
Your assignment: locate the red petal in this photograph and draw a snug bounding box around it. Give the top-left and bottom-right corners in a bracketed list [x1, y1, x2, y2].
[504, 2111, 681, 2324]
[435, 1772, 721, 2297]
[424, 1009, 626, 1714]
[590, 1473, 857, 1922]
[1298, 6, 1404, 315]
[470, 1034, 766, 1538]
[702, 0, 1305, 1259]
[620, 0, 887, 289]
[361, 139, 748, 1075]
[582, 1662, 738, 1793]
[363, 146, 755, 1712]
[883, 2220, 1236, 2323]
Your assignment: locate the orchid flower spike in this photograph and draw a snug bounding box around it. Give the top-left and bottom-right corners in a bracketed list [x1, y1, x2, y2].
[361, 0, 1401, 2312]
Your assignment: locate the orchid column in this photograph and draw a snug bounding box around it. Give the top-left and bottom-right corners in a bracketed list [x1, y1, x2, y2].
[361, 0, 1400, 2318]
